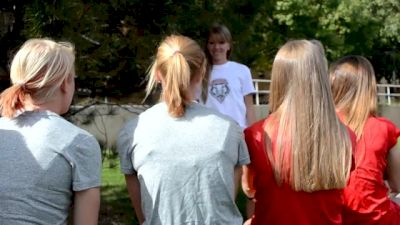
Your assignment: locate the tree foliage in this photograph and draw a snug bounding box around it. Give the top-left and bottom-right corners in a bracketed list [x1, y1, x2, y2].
[0, 0, 399, 100]
[269, 0, 400, 81]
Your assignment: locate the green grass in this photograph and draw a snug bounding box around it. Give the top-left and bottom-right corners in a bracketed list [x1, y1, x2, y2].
[99, 138, 400, 223]
[99, 159, 139, 225]
[100, 158, 248, 224]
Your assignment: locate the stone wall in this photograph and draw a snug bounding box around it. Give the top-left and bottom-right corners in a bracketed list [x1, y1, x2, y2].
[70, 104, 399, 149]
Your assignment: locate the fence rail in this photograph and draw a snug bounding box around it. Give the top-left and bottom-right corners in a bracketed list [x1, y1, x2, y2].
[253, 79, 271, 105]
[253, 79, 400, 105]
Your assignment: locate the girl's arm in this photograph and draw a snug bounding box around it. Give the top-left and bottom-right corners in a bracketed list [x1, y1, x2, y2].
[242, 165, 255, 198]
[387, 144, 400, 193]
[125, 174, 145, 224]
[242, 165, 256, 218]
[244, 94, 256, 126]
[244, 218, 254, 225]
[73, 188, 100, 225]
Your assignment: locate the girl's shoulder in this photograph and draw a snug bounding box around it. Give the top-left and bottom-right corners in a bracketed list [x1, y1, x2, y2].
[227, 61, 250, 70]
[365, 116, 400, 146]
[367, 116, 398, 130]
[244, 117, 270, 140]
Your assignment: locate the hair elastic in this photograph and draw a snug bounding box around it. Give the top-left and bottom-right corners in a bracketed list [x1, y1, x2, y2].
[173, 50, 181, 56]
[17, 83, 27, 92]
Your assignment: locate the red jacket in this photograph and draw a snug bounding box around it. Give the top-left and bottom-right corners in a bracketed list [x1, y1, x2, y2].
[343, 116, 400, 225]
[244, 117, 356, 225]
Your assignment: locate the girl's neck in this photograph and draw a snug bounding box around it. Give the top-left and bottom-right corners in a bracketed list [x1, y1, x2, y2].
[23, 96, 64, 115]
[213, 58, 228, 65]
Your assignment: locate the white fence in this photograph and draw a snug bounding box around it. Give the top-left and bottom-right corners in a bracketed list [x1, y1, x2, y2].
[253, 79, 400, 105]
[377, 84, 400, 105]
[253, 79, 271, 105]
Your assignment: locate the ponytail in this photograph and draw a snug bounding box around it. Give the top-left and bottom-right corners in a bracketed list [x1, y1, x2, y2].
[0, 84, 28, 118]
[163, 52, 191, 117]
[145, 35, 206, 118]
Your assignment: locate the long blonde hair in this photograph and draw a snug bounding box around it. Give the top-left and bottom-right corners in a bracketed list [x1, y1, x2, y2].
[329, 55, 377, 139]
[268, 40, 352, 192]
[0, 38, 75, 118]
[146, 35, 206, 117]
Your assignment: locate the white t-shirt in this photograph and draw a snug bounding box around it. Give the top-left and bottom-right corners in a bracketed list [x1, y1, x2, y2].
[204, 61, 255, 128]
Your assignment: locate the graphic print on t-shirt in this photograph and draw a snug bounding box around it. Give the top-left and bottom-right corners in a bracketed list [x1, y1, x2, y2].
[210, 79, 230, 103]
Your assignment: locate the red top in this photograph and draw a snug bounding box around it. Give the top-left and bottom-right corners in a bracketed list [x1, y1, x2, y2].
[343, 116, 400, 225]
[244, 117, 356, 225]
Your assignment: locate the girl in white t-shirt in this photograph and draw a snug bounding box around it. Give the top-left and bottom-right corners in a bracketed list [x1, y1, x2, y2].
[201, 23, 256, 129]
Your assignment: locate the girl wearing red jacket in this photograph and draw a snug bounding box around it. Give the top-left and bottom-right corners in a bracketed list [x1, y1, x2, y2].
[242, 40, 355, 225]
[330, 55, 400, 225]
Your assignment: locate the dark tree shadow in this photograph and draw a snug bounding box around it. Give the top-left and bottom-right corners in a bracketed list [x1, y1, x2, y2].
[99, 185, 139, 225]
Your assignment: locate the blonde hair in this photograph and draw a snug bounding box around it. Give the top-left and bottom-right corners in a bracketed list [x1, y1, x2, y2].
[146, 35, 206, 117]
[268, 40, 352, 192]
[201, 23, 232, 103]
[329, 55, 377, 139]
[0, 38, 75, 118]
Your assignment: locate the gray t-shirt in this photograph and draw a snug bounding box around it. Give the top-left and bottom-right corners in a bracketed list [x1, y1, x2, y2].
[0, 110, 102, 225]
[118, 102, 250, 225]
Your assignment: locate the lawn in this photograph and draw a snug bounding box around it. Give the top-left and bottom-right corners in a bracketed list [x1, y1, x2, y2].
[98, 139, 400, 224]
[99, 158, 248, 224]
[99, 159, 139, 225]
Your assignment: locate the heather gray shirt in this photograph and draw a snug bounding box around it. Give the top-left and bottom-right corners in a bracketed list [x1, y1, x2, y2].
[118, 102, 249, 225]
[0, 110, 101, 225]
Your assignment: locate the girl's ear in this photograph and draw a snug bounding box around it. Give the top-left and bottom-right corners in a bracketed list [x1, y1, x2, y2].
[60, 74, 73, 93]
[156, 70, 163, 83]
[60, 77, 68, 93]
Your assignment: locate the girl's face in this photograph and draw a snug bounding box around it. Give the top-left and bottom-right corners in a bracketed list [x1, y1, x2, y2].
[207, 34, 230, 65]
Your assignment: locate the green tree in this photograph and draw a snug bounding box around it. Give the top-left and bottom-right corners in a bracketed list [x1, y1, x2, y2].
[1, 0, 399, 98]
[272, 0, 400, 81]
[20, 0, 229, 99]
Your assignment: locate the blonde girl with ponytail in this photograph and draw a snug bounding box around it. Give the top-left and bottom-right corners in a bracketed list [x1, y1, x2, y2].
[0, 38, 101, 225]
[145, 35, 204, 117]
[118, 35, 250, 225]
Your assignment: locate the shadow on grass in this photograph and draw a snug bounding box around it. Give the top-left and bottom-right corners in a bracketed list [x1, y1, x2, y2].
[99, 184, 139, 225]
